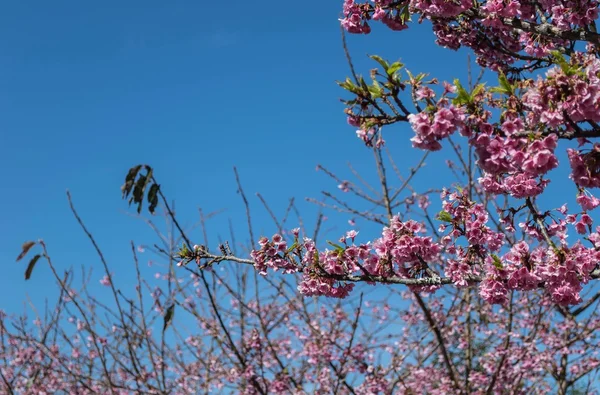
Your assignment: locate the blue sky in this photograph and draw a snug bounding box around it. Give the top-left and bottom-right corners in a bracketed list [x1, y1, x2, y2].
[0, 2, 503, 312]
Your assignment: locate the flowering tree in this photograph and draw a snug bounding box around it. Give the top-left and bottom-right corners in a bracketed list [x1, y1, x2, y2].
[5, 0, 600, 393]
[174, 0, 600, 306]
[331, 0, 600, 306]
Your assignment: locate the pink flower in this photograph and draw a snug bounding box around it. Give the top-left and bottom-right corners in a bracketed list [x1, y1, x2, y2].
[479, 278, 508, 304]
[338, 181, 351, 193]
[100, 275, 111, 287]
[346, 230, 359, 242]
[577, 193, 600, 210]
[408, 106, 465, 151]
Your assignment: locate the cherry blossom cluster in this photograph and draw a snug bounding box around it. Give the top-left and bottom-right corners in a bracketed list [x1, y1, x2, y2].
[523, 54, 600, 127]
[437, 189, 504, 287]
[397, 63, 596, 201]
[250, 168, 600, 307]
[251, 219, 444, 297]
[404, 73, 575, 199]
[250, 178, 600, 305]
[569, 145, 600, 190]
[474, 132, 558, 198]
[399, 55, 598, 205]
[373, 218, 441, 274]
[436, 187, 600, 305]
[341, 0, 599, 70]
[341, 0, 408, 34]
[340, 0, 372, 34]
[539, 0, 599, 29]
[478, 240, 600, 305]
[407, 105, 465, 151]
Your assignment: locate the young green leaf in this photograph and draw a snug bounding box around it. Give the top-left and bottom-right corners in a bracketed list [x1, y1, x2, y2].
[399, 4, 411, 23]
[386, 61, 403, 76]
[452, 79, 471, 105]
[338, 77, 359, 94]
[369, 55, 389, 70]
[492, 254, 503, 269]
[471, 83, 486, 98]
[368, 81, 383, 98]
[326, 241, 345, 253]
[359, 77, 369, 93]
[498, 72, 513, 95]
[178, 243, 190, 259]
[437, 211, 454, 223]
[550, 51, 571, 74]
[286, 242, 299, 254]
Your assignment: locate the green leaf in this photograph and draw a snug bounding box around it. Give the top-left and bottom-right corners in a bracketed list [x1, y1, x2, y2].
[362, 119, 377, 129]
[369, 55, 389, 70]
[326, 240, 345, 254]
[368, 82, 383, 98]
[178, 243, 190, 258]
[452, 79, 471, 106]
[338, 77, 359, 94]
[370, 55, 403, 77]
[336, 79, 347, 88]
[341, 98, 358, 106]
[550, 51, 570, 73]
[25, 254, 41, 280]
[437, 211, 453, 223]
[359, 76, 369, 93]
[286, 242, 299, 254]
[498, 72, 513, 95]
[386, 61, 403, 76]
[492, 254, 503, 269]
[163, 304, 175, 332]
[399, 4, 411, 23]
[423, 103, 436, 112]
[406, 70, 427, 83]
[17, 241, 36, 261]
[471, 83, 486, 98]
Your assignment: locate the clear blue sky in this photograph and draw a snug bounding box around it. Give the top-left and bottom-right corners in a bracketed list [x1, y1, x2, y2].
[0, 2, 508, 311]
